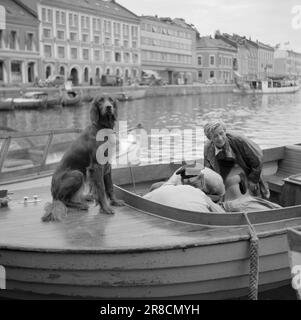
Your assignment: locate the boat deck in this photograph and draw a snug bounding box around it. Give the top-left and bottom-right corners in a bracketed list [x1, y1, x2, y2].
[0, 177, 247, 253]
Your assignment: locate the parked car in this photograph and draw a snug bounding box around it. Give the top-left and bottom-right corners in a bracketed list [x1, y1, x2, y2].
[100, 75, 123, 86]
[139, 70, 163, 86]
[205, 78, 217, 85]
[45, 75, 65, 87]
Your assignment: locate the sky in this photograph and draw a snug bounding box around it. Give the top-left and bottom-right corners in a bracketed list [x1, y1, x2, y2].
[118, 0, 301, 52]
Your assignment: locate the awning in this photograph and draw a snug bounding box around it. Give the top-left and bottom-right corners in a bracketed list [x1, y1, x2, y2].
[234, 71, 243, 78]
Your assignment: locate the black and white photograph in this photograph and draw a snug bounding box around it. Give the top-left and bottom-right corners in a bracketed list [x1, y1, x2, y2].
[0, 0, 301, 306]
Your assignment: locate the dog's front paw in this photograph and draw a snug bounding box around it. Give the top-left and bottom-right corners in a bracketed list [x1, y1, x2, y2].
[110, 198, 125, 207]
[100, 205, 115, 215]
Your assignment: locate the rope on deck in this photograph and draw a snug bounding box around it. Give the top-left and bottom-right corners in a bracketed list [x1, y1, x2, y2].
[244, 212, 259, 300]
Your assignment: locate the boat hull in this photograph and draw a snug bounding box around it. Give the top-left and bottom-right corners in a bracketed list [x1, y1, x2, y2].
[287, 229, 301, 299]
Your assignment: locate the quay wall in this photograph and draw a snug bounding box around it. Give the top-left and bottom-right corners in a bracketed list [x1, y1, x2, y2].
[0, 84, 235, 101]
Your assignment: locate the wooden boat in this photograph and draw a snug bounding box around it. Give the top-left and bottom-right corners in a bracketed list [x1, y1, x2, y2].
[61, 90, 81, 106]
[0, 92, 61, 111]
[1, 130, 301, 299]
[287, 228, 301, 299]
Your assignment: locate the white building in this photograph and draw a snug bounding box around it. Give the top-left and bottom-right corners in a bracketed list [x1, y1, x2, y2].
[21, 0, 141, 85]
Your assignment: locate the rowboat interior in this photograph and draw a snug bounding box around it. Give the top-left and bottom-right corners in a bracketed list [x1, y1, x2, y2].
[1, 131, 301, 300]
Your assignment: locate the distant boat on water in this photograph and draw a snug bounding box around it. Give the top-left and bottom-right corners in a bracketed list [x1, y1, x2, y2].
[234, 76, 300, 94]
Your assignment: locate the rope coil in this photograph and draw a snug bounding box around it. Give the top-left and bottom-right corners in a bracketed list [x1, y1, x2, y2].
[244, 212, 259, 300]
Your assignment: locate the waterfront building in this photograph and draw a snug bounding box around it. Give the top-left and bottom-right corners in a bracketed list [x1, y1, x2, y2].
[196, 36, 237, 84]
[140, 15, 197, 84]
[20, 0, 141, 85]
[215, 33, 261, 81]
[257, 41, 274, 80]
[0, 0, 40, 86]
[274, 49, 301, 79]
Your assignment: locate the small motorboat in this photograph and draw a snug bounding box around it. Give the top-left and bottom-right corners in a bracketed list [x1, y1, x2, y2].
[1, 137, 301, 299]
[61, 90, 81, 106]
[0, 92, 61, 110]
[287, 228, 301, 300]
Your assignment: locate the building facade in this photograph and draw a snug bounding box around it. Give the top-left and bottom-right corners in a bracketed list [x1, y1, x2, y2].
[21, 0, 141, 85]
[257, 41, 274, 79]
[140, 16, 197, 84]
[0, 0, 40, 85]
[274, 49, 301, 79]
[196, 36, 237, 84]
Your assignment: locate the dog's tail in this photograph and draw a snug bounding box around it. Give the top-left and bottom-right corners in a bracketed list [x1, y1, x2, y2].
[42, 200, 68, 222]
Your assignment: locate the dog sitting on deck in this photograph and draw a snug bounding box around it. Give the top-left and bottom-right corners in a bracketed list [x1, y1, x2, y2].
[42, 95, 125, 222]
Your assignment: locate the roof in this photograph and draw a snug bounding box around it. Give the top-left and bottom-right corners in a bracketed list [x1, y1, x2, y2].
[0, 0, 38, 21]
[141, 15, 196, 32]
[197, 37, 237, 51]
[19, 0, 139, 21]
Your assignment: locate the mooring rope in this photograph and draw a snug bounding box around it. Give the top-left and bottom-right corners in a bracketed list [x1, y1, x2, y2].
[243, 212, 259, 300]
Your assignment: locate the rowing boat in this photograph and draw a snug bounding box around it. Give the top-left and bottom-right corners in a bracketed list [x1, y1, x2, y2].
[0, 140, 301, 299]
[287, 228, 301, 300]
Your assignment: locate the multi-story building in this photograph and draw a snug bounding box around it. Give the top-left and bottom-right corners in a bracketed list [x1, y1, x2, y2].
[0, 0, 40, 85]
[140, 16, 197, 84]
[257, 41, 274, 79]
[274, 49, 301, 79]
[21, 0, 141, 85]
[196, 36, 237, 84]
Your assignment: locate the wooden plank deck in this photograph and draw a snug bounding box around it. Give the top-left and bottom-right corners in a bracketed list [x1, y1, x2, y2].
[0, 177, 250, 252]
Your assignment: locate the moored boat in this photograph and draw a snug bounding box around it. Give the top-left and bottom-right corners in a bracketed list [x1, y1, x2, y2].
[0, 92, 62, 111]
[287, 228, 301, 300]
[234, 77, 300, 94]
[61, 90, 81, 106]
[1, 131, 301, 299]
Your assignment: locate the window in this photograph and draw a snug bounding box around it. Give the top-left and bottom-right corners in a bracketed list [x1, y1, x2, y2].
[114, 22, 121, 36]
[198, 71, 202, 79]
[123, 52, 130, 63]
[123, 24, 129, 37]
[58, 46, 65, 58]
[9, 31, 17, 50]
[210, 71, 215, 78]
[83, 49, 89, 60]
[43, 28, 51, 38]
[114, 38, 120, 46]
[57, 30, 65, 40]
[105, 51, 111, 62]
[70, 32, 78, 41]
[131, 26, 138, 38]
[123, 40, 128, 48]
[132, 41, 137, 48]
[0, 61, 4, 81]
[82, 34, 89, 42]
[104, 20, 111, 34]
[133, 54, 138, 64]
[197, 56, 202, 65]
[71, 48, 78, 59]
[210, 55, 215, 66]
[47, 9, 52, 22]
[104, 37, 111, 46]
[61, 12, 66, 25]
[94, 50, 100, 61]
[42, 8, 46, 21]
[27, 33, 34, 51]
[0, 30, 2, 48]
[44, 45, 52, 58]
[94, 36, 100, 44]
[115, 52, 121, 62]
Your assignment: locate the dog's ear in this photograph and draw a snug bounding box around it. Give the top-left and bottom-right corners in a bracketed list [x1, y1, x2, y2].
[90, 96, 103, 124]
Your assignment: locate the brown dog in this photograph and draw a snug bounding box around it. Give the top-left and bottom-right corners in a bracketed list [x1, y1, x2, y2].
[42, 95, 125, 222]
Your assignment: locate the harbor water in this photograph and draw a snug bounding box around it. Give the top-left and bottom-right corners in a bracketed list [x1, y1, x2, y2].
[1, 91, 301, 165]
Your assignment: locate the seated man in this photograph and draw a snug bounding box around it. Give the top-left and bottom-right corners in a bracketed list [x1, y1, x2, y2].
[143, 166, 226, 213]
[222, 172, 282, 212]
